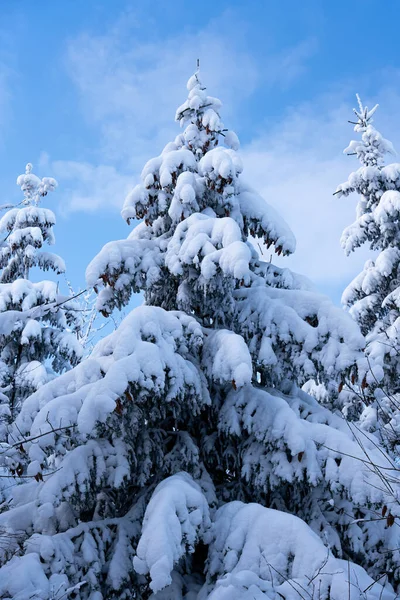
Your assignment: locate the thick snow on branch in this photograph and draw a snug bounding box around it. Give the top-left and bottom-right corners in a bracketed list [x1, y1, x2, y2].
[0, 277, 82, 429]
[341, 190, 400, 256]
[0, 206, 56, 234]
[86, 236, 163, 314]
[342, 124, 395, 167]
[239, 182, 296, 256]
[134, 473, 211, 592]
[202, 329, 252, 388]
[0, 554, 69, 600]
[0, 504, 142, 599]
[168, 171, 202, 223]
[1, 308, 207, 508]
[166, 213, 252, 284]
[121, 147, 197, 225]
[199, 147, 243, 181]
[217, 382, 400, 576]
[235, 286, 365, 388]
[204, 501, 395, 600]
[12, 306, 206, 443]
[220, 385, 398, 507]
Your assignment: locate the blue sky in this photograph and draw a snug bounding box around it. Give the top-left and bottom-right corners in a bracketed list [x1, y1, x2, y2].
[0, 0, 399, 306]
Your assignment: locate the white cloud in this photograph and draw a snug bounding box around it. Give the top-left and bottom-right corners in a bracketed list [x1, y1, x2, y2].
[38, 154, 133, 215]
[65, 11, 316, 167]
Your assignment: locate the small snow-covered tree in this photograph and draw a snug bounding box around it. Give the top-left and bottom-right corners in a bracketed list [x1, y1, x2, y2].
[0, 164, 82, 434]
[0, 74, 398, 600]
[336, 97, 400, 445]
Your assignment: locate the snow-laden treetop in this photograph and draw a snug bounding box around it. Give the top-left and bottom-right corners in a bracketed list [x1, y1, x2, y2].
[342, 95, 394, 167]
[0, 163, 63, 282]
[87, 70, 296, 319]
[86, 70, 365, 396]
[17, 162, 57, 206]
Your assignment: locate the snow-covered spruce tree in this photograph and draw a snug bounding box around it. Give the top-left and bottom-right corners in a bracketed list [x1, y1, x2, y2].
[336, 97, 400, 443]
[0, 74, 399, 600]
[0, 164, 82, 435]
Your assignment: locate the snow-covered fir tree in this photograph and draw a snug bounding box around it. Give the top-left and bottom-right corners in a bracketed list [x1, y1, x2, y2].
[0, 74, 399, 600]
[0, 164, 82, 435]
[336, 97, 400, 446]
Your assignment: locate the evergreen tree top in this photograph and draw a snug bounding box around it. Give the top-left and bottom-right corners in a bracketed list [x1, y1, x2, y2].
[17, 163, 57, 206]
[342, 95, 395, 168]
[351, 94, 379, 132]
[0, 163, 64, 283]
[91, 70, 297, 325]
